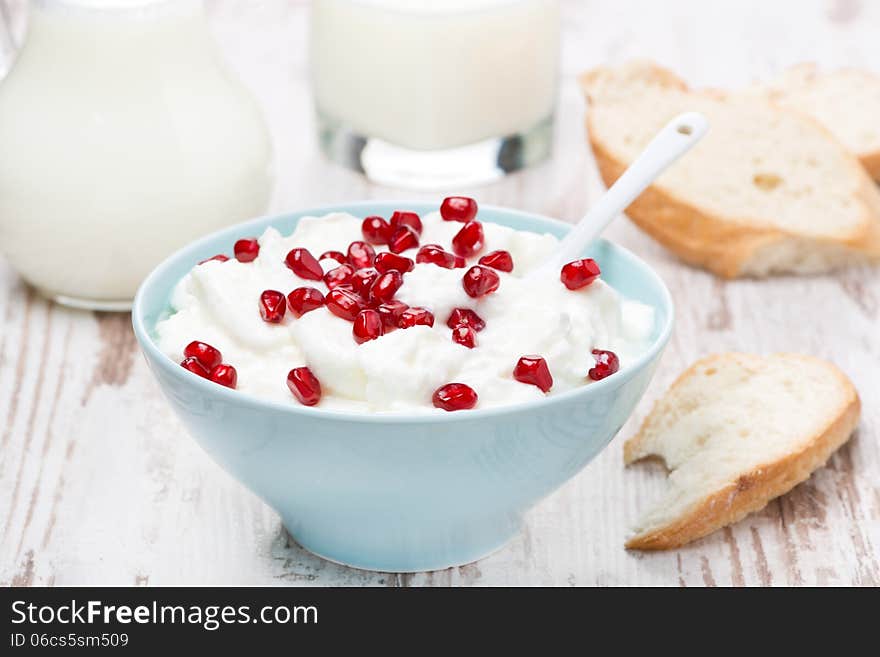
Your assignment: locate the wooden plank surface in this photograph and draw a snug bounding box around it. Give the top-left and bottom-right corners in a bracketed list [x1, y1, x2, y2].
[1, 0, 878, 586]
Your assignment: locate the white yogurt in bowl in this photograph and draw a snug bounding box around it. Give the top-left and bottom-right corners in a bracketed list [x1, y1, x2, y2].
[155, 203, 655, 413]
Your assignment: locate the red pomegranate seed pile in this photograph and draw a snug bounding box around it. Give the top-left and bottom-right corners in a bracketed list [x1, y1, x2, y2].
[180, 340, 237, 389]
[183, 197, 622, 409]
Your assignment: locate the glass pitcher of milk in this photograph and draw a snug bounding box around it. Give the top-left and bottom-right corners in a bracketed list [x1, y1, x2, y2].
[0, 0, 273, 310]
[311, 0, 560, 189]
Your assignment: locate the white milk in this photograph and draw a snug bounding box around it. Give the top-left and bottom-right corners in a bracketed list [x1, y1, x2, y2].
[0, 0, 273, 308]
[310, 0, 560, 150]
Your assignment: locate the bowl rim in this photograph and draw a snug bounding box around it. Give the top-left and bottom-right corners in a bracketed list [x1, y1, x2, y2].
[132, 201, 674, 424]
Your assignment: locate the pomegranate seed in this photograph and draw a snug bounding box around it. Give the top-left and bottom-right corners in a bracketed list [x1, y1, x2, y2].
[326, 287, 366, 321]
[347, 240, 376, 269]
[180, 356, 209, 378]
[369, 270, 403, 303]
[361, 216, 392, 245]
[451, 325, 476, 349]
[462, 265, 500, 298]
[416, 244, 464, 269]
[233, 238, 260, 263]
[398, 307, 434, 329]
[351, 267, 380, 298]
[390, 210, 423, 235]
[374, 251, 414, 274]
[259, 289, 287, 323]
[452, 221, 485, 258]
[324, 263, 355, 290]
[446, 308, 485, 332]
[285, 247, 323, 280]
[320, 250, 348, 265]
[209, 363, 238, 388]
[184, 341, 222, 370]
[479, 249, 513, 272]
[388, 225, 420, 254]
[440, 196, 478, 222]
[353, 309, 384, 344]
[287, 287, 325, 317]
[432, 383, 478, 411]
[560, 258, 601, 290]
[376, 300, 408, 331]
[198, 254, 229, 265]
[513, 355, 553, 393]
[588, 349, 619, 381]
[287, 367, 322, 406]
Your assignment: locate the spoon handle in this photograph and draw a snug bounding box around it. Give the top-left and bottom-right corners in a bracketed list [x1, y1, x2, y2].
[550, 111, 709, 268]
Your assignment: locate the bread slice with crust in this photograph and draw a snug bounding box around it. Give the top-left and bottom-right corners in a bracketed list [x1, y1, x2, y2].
[624, 353, 860, 550]
[751, 64, 880, 182]
[579, 62, 880, 278]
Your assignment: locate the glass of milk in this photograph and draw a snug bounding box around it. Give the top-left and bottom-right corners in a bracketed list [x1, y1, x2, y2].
[0, 0, 273, 310]
[310, 0, 560, 189]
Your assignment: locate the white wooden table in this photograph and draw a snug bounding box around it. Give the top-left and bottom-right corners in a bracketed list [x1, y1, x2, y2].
[2, 0, 878, 587]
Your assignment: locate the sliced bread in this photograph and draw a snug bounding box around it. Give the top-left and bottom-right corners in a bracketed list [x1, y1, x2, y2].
[579, 62, 880, 278]
[752, 64, 880, 182]
[624, 353, 860, 550]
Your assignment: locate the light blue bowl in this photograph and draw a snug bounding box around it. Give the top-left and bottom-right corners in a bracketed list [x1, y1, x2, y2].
[132, 202, 673, 572]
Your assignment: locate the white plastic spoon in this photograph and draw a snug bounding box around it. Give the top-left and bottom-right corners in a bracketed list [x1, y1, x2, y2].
[533, 111, 709, 277]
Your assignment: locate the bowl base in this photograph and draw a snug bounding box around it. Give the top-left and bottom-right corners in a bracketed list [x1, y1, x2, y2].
[282, 516, 521, 574]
